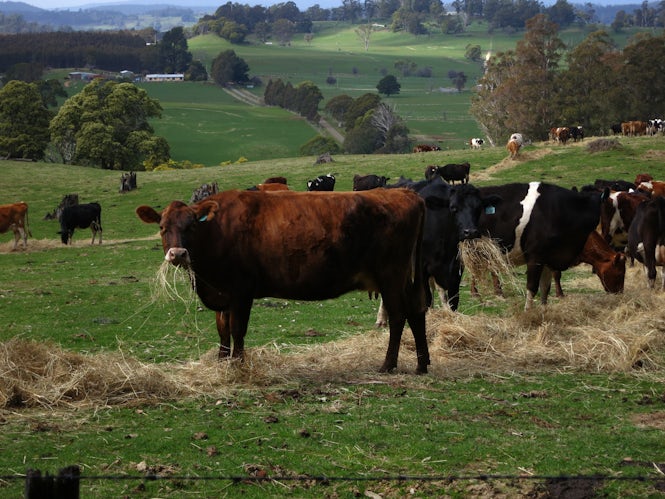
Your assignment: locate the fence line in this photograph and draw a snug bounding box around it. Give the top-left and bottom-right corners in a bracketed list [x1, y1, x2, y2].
[6, 466, 665, 492]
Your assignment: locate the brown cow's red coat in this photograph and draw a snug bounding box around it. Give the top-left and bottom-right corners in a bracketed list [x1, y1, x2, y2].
[137, 189, 430, 373]
[0, 202, 31, 250]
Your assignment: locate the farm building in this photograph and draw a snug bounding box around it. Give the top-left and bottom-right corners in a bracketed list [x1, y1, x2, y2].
[144, 73, 184, 82]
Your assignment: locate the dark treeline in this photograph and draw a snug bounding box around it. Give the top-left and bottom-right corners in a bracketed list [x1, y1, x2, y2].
[0, 31, 158, 73]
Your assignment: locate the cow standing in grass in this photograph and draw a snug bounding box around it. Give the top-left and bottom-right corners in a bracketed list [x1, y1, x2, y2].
[137, 188, 431, 374]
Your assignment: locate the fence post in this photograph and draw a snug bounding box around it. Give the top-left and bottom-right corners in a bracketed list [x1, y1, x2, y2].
[25, 465, 80, 499]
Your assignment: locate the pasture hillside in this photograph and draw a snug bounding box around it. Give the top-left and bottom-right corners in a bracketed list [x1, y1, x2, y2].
[2, 137, 665, 497]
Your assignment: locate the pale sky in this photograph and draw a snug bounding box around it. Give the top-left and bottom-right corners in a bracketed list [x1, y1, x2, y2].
[22, 1, 219, 9]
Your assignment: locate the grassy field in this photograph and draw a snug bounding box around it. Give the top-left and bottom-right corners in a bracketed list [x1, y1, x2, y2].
[2, 135, 665, 496]
[50, 23, 652, 166]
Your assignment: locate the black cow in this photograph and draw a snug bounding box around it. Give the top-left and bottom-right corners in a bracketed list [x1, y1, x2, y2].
[425, 163, 470, 184]
[592, 179, 635, 192]
[476, 182, 604, 309]
[307, 173, 335, 191]
[59, 202, 102, 245]
[627, 196, 665, 289]
[353, 174, 389, 191]
[376, 176, 499, 325]
[568, 126, 584, 142]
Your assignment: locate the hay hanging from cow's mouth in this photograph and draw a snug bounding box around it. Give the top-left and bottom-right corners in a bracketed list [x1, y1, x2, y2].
[152, 260, 198, 305]
[458, 237, 521, 296]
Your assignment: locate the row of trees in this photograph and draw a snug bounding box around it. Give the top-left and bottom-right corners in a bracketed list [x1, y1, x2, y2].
[470, 14, 665, 144]
[264, 79, 323, 122]
[0, 79, 170, 169]
[0, 27, 206, 79]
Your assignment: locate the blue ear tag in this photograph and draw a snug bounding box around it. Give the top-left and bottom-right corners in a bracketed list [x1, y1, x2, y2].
[485, 206, 496, 215]
[199, 215, 208, 222]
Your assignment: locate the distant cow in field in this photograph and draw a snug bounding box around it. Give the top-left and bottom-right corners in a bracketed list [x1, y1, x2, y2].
[119, 171, 137, 193]
[353, 174, 389, 191]
[247, 183, 290, 192]
[190, 182, 219, 203]
[263, 176, 288, 185]
[506, 139, 521, 159]
[0, 202, 31, 250]
[413, 144, 441, 153]
[307, 173, 336, 191]
[469, 138, 484, 149]
[425, 163, 470, 184]
[137, 188, 431, 374]
[59, 202, 102, 245]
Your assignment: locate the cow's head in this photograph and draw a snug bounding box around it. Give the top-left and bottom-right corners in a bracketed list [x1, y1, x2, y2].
[136, 199, 219, 268]
[595, 252, 626, 293]
[420, 177, 496, 241]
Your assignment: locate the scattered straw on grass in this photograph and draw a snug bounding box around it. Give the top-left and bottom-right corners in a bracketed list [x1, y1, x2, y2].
[3, 266, 665, 411]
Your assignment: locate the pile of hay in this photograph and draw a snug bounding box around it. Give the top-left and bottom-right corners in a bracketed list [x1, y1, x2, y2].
[2, 262, 665, 411]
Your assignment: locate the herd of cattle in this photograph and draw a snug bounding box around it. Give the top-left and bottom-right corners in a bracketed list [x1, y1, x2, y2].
[4, 154, 665, 373]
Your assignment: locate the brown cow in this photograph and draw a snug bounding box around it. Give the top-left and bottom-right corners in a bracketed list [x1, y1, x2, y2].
[0, 202, 31, 250]
[413, 144, 441, 153]
[506, 139, 521, 159]
[553, 231, 626, 297]
[247, 183, 289, 192]
[137, 189, 430, 374]
[637, 180, 665, 197]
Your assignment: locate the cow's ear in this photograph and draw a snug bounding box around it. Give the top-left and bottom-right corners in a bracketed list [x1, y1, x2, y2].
[482, 194, 502, 208]
[424, 195, 449, 210]
[136, 205, 161, 224]
[195, 200, 219, 222]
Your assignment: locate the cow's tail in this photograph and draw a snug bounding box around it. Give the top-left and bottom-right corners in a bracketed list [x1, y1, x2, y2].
[657, 197, 665, 236]
[410, 203, 427, 315]
[23, 203, 32, 237]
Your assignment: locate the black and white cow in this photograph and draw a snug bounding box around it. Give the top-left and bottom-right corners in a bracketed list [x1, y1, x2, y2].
[476, 182, 604, 309]
[306, 173, 336, 191]
[59, 202, 103, 245]
[353, 174, 389, 191]
[469, 138, 484, 149]
[627, 196, 665, 289]
[376, 176, 499, 325]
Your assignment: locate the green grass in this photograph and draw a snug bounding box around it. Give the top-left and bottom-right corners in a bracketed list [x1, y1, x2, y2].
[2, 137, 665, 497]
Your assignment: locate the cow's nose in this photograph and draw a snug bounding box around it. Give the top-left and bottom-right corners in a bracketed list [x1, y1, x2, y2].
[463, 228, 481, 240]
[165, 247, 190, 266]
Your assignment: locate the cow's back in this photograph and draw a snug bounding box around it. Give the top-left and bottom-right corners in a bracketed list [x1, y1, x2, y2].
[194, 189, 425, 301]
[479, 182, 600, 270]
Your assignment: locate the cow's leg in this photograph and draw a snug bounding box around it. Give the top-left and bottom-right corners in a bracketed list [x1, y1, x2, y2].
[374, 297, 388, 328]
[228, 300, 253, 359]
[553, 270, 564, 297]
[215, 311, 231, 358]
[11, 226, 20, 250]
[538, 267, 553, 304]
[407, 310, 429, 374]
[378, 293, 406, 373]
[524, 263, 545, 310]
